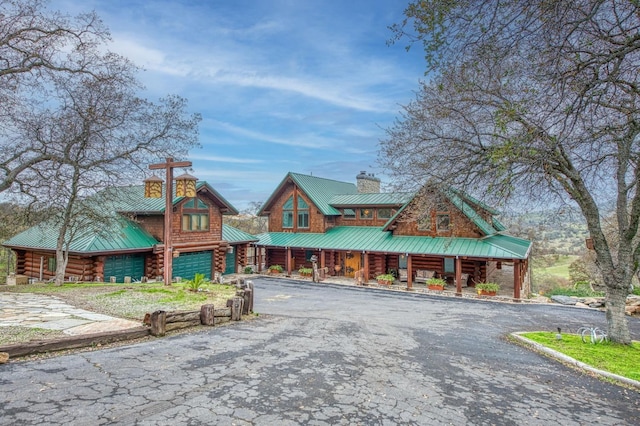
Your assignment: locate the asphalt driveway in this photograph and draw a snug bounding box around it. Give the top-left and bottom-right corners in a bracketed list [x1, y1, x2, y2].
[1, 277, 639, 425]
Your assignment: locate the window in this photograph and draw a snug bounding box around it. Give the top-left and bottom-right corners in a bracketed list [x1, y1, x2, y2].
[297, 197, 309, 229]
[343, 209, 355, 219]
[47, 257, 56, 272]
[436, 202, 450, 232]
[182, 213, 209, 231]
[360, 208, 373, 219]
[417, 214, 432, 231]
[377, 208, 394, 219]
[282, 196, 294, 228]
[182, 197, 209, 231]
[436, 214, 450, 231]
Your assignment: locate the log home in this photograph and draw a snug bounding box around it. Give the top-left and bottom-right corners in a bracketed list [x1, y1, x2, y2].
[255, 172, 532, 298]
[3, 182, 257, 282]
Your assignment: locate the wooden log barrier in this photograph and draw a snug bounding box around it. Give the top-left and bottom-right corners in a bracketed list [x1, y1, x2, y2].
[227, 297, 244, 321]
[246, 281, 254, 313]
[200, 304, 215, 326]
[150, 310, 167, 337]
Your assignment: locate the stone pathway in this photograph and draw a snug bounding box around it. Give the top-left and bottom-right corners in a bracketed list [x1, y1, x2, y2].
[0, 293, 140, 335]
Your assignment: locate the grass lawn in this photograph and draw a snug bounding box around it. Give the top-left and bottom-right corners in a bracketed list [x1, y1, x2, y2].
[532, 254, 578, 279]
[1, 281, 239, 321]
[519, 331, 640, 382]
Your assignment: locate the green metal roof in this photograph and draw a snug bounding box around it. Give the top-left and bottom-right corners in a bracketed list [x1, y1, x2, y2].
[329, 192, 413, 207]
[222, 224, 258, 243]
[3, 216, 158, 254]
[444, 189, 497, 236]
[259, 172, 358, 216]
[101, 181, 238, 215]
[256, 226, 530, 260]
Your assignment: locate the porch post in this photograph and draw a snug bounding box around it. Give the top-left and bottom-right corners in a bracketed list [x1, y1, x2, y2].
[455, 256, 462, 295]
[514, 259, 521, 299]
[363, 251, 369, 284]
[286, 247, 292, 275]
[406, 254, 413, 290]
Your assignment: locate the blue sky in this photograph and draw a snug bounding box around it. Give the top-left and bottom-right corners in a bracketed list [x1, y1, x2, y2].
[49, 0, 425, 211]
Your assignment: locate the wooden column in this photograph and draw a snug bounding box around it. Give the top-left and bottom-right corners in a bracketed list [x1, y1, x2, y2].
[200, 304, 215, 326]
[455, 257, 462, 295]
[320, 250, 326, 269]
[286, 247, 292, 275]
[363, 252, 369, 284]
[514, 260, 521, 299]
[406, 254, 413, 290]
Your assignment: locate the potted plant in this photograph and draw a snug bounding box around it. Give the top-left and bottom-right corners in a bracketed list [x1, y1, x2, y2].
[268, 264, 284, 274]
[476, 282, 500, 296]
[426, 277, 446, 291]
[298, 267, 313, 277]
[376, 273, 395, 286]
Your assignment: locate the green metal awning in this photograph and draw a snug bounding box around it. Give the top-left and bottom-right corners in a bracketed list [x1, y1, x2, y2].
[256, 226, 530, 260]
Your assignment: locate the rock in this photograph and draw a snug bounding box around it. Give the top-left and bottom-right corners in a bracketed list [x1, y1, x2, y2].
[0, 352, 8, 364]
[551, 295, 579, 305]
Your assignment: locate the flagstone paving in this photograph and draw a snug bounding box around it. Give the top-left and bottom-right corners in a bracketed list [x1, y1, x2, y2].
[0, 293, 140, 335]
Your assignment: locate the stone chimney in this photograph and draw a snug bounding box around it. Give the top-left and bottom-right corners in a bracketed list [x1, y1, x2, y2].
[356, 170, 381, 193]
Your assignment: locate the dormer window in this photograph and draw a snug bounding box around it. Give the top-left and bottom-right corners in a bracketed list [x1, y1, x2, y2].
[360, 208, 373, 219]
[343, 209, 355, 219]
[377, 208, 394, 219]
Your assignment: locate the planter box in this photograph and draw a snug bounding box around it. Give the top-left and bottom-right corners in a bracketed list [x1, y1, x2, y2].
[6, 275, 29, 286]
[428, 284, 444, 291]
[477, 290, 497, 296]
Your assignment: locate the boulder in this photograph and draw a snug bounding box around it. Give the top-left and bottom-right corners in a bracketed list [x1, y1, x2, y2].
[0, 352, 8, 364]
[551, 295, 580, 305]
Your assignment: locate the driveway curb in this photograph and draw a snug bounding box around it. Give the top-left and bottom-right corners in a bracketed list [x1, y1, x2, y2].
[510, 332, 640, 390]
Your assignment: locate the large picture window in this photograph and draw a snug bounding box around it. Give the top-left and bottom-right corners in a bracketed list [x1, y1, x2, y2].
[360, 208, 373, 219]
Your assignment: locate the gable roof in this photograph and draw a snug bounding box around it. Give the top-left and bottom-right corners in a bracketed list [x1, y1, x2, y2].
[3, 215, 159, 254]
[102, 181, 238, 215]
[382, 186, 503, 236]
[256, 226, 530, 260]
[259, 172, 358, 216]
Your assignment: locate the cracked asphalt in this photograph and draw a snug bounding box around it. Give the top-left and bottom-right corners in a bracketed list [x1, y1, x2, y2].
[1, 277, 639, 425]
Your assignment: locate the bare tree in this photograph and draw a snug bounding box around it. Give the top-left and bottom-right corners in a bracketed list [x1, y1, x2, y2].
[3, 1, 201, 285]
[384, 0, 640, 343]
[0, 0, 118, 192]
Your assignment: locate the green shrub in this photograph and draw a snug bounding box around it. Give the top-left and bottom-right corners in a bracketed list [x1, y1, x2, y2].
[376, 274, 395, 282]
[476, 282, 500, 292]
[546, 286, 604, 298]
[298, 267, 313, 275]
[185, 273, 208, 292]
[426, 277, 446, 287]
[243, 266, 253, 274]
[268, 264, 283, 272]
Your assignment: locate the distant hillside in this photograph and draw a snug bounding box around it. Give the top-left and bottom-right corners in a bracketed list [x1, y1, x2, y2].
[501, 210, 589, 256]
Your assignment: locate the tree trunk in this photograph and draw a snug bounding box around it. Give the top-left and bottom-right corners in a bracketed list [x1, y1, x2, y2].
[605, 284, 631, 345]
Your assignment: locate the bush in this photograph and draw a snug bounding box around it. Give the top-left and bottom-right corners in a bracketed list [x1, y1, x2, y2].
[268, 264, 283, 273]
[243, 266, 253, 274]
[185, 273, 208, 292]
[426, 277, 446, 287]
[476, 282, 500, 292]
[376, 274, 395, 282]
[546, 286, 604, 298]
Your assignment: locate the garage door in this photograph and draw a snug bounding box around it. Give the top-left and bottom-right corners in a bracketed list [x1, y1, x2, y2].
[173, 251, 212, 281]
[225, 247, 236, 275]
[104, 254, 145, 283]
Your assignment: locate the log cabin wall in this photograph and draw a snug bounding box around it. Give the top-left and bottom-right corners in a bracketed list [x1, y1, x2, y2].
[15, 250, 26, 275]
[18, 251, 95, 281]
[266, 248, 287, 269]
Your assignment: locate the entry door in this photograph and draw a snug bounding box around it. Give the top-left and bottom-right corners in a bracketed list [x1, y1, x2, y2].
[224, 247, 236, 274]
[344, 252, 361, 278]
